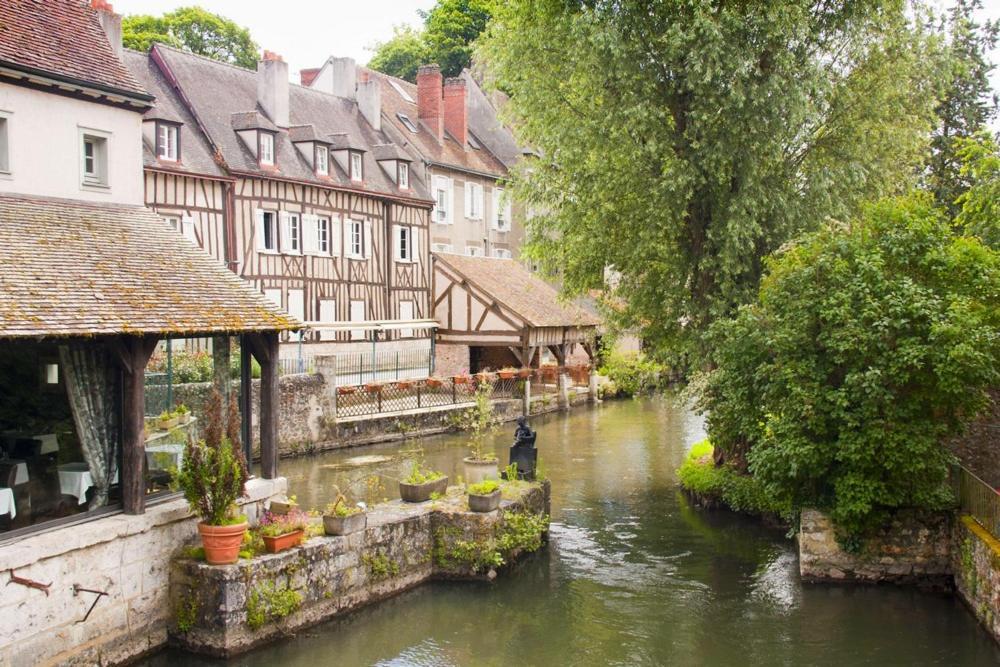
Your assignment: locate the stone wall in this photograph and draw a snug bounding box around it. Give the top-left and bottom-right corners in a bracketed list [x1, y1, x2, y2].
[949, 388, 1000, 487]
[0, 478, 287, 667]
[798, 509, 952, 587]
[170, 481, 550, 658]
[953, 516, 1000, 644]
[434, 343, 470, 377]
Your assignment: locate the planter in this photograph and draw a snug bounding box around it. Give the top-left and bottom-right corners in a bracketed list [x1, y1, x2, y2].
[498, 370, 517, 380]
[268, 499, 297, 515]
[463, 457, 498, 485]
[453, 375, 471, 385]
[158, 416, 179, 430]
[197, 521, 248, 565]
[395, 380, 414, 390]
[425, 378, 444, 388]
[399, 476, 449, 503]
[323, 511, 367, 536]
[262, 529, 304, 554]
[468, 489, 502, 513]
[337, 386, 357, 396]
[474, 373, 496, 386]
[365, 383, 384, 394]
[176, 413, 192, 425]
[539, 367, 558, 383]
[517, 368, 533, 379]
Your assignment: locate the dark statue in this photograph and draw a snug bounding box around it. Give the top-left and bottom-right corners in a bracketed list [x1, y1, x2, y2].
[508, 416, 537, 480]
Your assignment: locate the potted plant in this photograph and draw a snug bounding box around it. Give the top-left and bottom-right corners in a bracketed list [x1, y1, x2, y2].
[452, 373, 471, 386]
[467, 479, 501, 513]
[268, 494, 297, 515]
[461, 382, 498, 484]
[399, 461, 448, 502]
[337, 385, 357, 396]
[517, 367, 533, 379]
[158, 409, 178, 430]
[395, 379, 414, 390]
[259, 508, 309, 553]
[323, 489, 367, 536]
[365, 381, 384, 394]
[424, 377, 444, 388]
[175, 390, 249, 565]
[498, 367, 517, 380]
[175, 403, 192, 425]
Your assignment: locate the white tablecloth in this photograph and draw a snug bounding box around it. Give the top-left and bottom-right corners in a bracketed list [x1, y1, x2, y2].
[146, 444, 184, 472]
[58, 463, 93, 505]
[1, 460, 29, 486]
[1, 432, 58, 455]
[0, 487, 14, 518]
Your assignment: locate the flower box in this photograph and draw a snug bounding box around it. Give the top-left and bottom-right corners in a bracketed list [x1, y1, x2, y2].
[323, 512, 367, 536]
[453, 375, 471, 385]
[399, 476, 449, 503]
[468, 489, 502, 513]
[364, 383, 384, 394]
[517, 368, 533, 379]
[395, 380, 415, 390]
[337, 386, 357, 396]
[424, 377, 444, 388]
[262, 529, 304, 554]
[498, 370, 517, 380]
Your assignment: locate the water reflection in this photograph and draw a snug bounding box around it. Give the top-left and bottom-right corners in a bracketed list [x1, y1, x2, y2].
[144, 398, 1000, 667]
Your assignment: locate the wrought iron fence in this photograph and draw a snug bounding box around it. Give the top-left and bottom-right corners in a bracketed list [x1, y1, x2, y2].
[278, 356, 315, 376]
[335, 375, 527, 419]
[331, 348, 433, 386]
[953, 463, 1000, 540]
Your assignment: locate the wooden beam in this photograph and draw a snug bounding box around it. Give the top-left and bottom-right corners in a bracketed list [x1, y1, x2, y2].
[548, 344, 566, 366]
[507, 346, 524, 366]
[116, 335, 158, 515]
[249, 332, 280, 479]
[239, 336, 253, 465]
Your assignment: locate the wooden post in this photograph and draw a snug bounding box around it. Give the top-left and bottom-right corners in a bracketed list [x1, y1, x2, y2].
[212, 335, 231, 406]
[239, 336, 252, 466]
[523, 378, 531, 416]
[248, 332, 280, 479]
[113, 335, 159, 515]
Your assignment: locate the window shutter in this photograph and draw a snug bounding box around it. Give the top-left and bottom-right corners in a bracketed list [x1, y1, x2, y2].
[255, 209, 266, 250]
[410, 226, 419, 264]
[278, 211, 291, 253]
[392, 225, 402, 261]
[303, 214, 318, 253]
[464, 182, 473, 219]
[446, 178, 454, 224]
[331, 216, 342, 256]
[181, 215, 197, 243]
[476, 185, 485, 220]
[489, 188, 498, 229]
[363, 220, 373, 259]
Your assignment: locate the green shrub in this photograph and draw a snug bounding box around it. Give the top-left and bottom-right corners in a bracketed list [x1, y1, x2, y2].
[597, 350, 668, 397]
[697, 194, 1000, 539]
[468, 480, 500, 495]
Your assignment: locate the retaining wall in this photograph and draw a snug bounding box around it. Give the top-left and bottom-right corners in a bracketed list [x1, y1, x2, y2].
[953, 516, 1000, 644]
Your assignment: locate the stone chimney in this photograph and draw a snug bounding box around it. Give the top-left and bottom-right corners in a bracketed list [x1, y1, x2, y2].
[311, 57, 357, 100]
[258, 50, 289, 128]
[443, 77, 468, 148]
[91, 0, 123, 59]
[417, 64, 444, 143]
[357, 71, 381, 132]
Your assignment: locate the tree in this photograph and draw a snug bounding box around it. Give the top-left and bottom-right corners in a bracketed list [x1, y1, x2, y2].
[368, 0, 494, 81]
[925, 0, 999, 215]
[478, 1, 944, 364]
[122, 6, 258, 69]
[698, 194, 1000, 540]
[955, 131, 1000, 248]
[368, 26, 430, 83]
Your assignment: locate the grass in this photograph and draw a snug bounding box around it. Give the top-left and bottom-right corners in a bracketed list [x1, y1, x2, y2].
[677, 440, 794, 522]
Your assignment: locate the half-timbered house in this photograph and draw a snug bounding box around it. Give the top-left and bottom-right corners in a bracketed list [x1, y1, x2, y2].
[126, 45, 436, 361]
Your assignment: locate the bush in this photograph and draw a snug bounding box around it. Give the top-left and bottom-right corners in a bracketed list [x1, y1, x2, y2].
[597, 350, 669, 397]
[677, 441, 793, 521]
[697, 194, 1000, 539]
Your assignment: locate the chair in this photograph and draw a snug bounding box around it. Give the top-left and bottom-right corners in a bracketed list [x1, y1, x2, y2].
[14, 439, 64, 520]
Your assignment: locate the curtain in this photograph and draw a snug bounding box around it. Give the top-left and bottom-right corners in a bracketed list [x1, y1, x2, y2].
[59, 344, 119, 509]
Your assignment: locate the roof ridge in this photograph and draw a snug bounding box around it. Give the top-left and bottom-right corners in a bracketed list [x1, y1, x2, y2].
[154, 43, 258, 75]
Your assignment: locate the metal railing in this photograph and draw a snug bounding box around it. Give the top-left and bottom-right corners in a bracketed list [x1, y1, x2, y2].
[278, 356, 315, 376]
[331, 348, 433, 385]
[335, 375, 526, 419]
[953, 463, 1000, 539]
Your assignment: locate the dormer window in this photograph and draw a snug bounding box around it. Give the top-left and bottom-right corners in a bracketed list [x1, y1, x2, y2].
[259, 132, 275, 166]
[398, 162, 409, 189]
[349, 151, 363, 181]
[315, 146, 329, 176]
[155, 122, 179, 161]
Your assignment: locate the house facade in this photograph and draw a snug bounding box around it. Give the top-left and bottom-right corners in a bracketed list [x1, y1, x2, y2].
[125, 46, 436, 360]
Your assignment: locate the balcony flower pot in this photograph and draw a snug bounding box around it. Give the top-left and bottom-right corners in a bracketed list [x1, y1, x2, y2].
[463, 457, 498, 485]
[323, 511, 367, 536]
[365, 383, 384, 394]
[158, 415, 179, 430]
[262, 529, 304, 554]
[338, 386, 357, 396]
[395, 380, 414, 390]
[468, 489, 501, 513]
[475, 372, 496, 385]
[498, 369, 517, 380]
[399, 475, 448, 503]
[453, 375, 471, 385]
[517, 368, 533, 379]
[425, 377, 444, 388]
[197, 520, 248, 565]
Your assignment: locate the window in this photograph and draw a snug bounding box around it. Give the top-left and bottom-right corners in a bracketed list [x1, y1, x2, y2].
[315, 146, 328, 175]
[431, 242, 453, 253]
[493, 188, 511, 231]
[492, 248, 512, 259]
[349, 151, 363, 181]
[348, 219, 364, 257]
[468, 133, 482, 150]
[394, 225, 417, 262]
[163, 215, 180, 231]
[398, 162, 409, 189]
[0, 114, 9, 173]
[466, 245, 483, 257]
[465, 182, 483, 219]
[259, 132, 275, 166]
[317, 216, 330, 254]
[280, 212, 301, 254]
[397, 112, 418, 133]
[350, 299, 366, 341]
[155, 122, 179, 161]
[256, 210, 277, 252]
[389, 80, 415, 103]
[432, 175, 452, 224]
[81, 132, 108, 187]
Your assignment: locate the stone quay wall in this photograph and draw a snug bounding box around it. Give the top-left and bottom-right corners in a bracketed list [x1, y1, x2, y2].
[169, 481, 551, 658]
[0, 478, 287, 667]
[953, 516, 1000, 643]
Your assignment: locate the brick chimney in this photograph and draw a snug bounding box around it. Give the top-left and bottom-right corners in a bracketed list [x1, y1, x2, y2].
[357, 71, 381, 132]
[417, 64, 444, 143]
[258, 50, 289, 127]
[91, 0, 123, 59]
[443, 77, 468, 148]
[299, 68, 320, 87]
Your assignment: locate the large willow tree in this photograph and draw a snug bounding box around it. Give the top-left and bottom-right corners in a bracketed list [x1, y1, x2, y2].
[479, 0, 943, 363]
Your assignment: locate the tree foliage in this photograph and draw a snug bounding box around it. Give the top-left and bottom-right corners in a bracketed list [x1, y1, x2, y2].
[368, 0, 494, 81]
[955, 131, 1000, 249]
[478, 0, 943, 364]
[924, 0, 998, 215]
[697, 195, 1000, 539]
[122, 6, 259, 69]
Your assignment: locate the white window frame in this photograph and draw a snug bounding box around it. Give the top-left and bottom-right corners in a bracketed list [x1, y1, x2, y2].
[394, 225, 417, 263]
[466, 244, 483, 257]
[431, 242, 453, 253]
[317, 216, 330, 254]
[315, 145, 328, 176]
[163, 215, 180, 231]
[493, 187, 511, 232]
[432, 175, 452, 224]
[259, 131, 275, 166]
[280, 212, 302, 254]
[79, 127, 110, 188]
[349, 151, 363, 181]
[348, 219, 364, 258]
[492, 248, 512, 259]
[256, 209, 278, 253]
[156, 122, 179, 161]
[465, 181, 483, 220]
[0, 111, 13, 175]
[398, 162, 409, 189]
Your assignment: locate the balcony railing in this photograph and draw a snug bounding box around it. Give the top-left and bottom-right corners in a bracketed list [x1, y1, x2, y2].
[953, 463, 1000, 540]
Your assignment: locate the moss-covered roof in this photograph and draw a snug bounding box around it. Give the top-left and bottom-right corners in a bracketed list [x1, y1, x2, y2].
[0, 194, 301, 339]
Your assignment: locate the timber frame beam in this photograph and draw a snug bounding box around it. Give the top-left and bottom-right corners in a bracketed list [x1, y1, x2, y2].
[245, 331, 280, 479]
[113, 335, 160, 515]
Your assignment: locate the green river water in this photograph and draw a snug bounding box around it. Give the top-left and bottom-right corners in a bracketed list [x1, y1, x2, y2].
[149, 398, 1000, 666]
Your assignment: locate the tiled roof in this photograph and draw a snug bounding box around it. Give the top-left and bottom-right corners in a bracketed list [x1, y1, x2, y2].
[0, 194, 300, 339]
[0, 0, 148, 99]
[373, 144, 412, 162]
[121, 49, 227, 179]
[371, 69, 508, 178]
[151, 45, 430, 203]
[231, 110, 277, 131]
[461, 70, 524, 170]
[434, 253, 599, 328]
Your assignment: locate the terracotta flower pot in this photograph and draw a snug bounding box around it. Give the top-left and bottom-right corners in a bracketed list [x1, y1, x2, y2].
[517, 368, 533, 379]
[365, 383, 384, 394]
[468, 489, 501, 513]
[262, 529, 304, 554]
[323, 512, 367, 536]
[399, 476, 449, 503]
[338, 386, 357, 396]
[425, 378, 444, 388]
[498, 370, 516, 380]
[453, 375, 470, 385]
[197, 521, 248, 565]
[395, 381, 414, 390]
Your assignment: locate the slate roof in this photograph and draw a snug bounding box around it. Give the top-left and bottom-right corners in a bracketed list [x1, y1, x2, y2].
[0, 194, 300, 339]
[461, 70, 524, 170]
[370, 69, 507, 178]
[151, 45, 430, 202]
[434, 253, 599, 328]
[121, 49, 227, 179]
[0, 0, 148, 100]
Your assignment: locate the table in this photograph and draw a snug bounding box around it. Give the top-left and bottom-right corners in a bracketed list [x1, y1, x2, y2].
[0, 487, 15, 519]
[0, 459, 29, 486]
[1, 432, 59, 455]
[146, 443, 184, 472]
[58, 463, 93, 505]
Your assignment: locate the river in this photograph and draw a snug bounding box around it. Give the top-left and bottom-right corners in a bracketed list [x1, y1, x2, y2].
[147, 397, 1000, 666]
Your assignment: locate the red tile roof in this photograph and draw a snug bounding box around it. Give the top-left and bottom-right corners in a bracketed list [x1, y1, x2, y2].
[0, 0, 148, 99]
